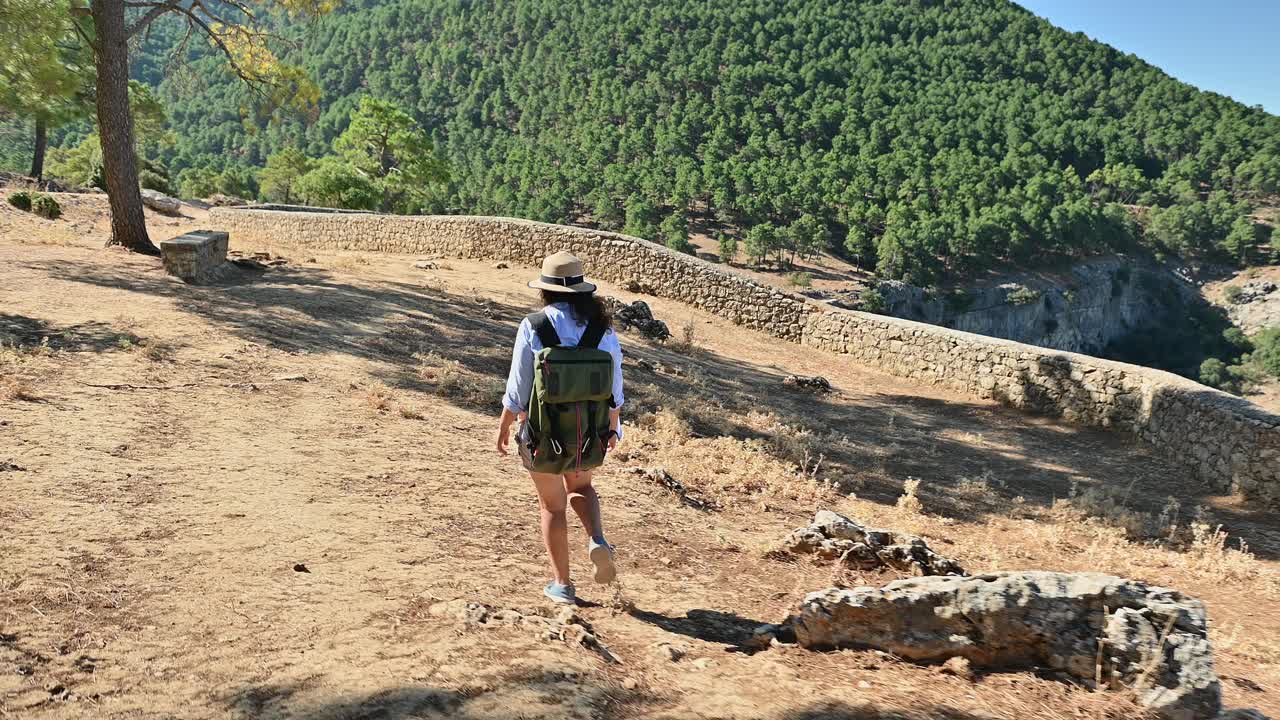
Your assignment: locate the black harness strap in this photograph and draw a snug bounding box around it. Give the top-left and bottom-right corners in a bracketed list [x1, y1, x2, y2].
[578, 316, 607, 349]
[526, 311, 562, 348]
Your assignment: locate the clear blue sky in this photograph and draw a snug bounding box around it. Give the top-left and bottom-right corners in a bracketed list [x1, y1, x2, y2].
[1017, 1, 1279, 114]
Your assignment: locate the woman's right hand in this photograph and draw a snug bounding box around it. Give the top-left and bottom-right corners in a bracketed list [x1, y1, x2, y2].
[496, 408, 523, 455]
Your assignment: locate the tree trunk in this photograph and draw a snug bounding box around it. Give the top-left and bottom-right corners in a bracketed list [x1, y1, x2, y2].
[29, 116, 47, 181]
[91, 0, 158, 255]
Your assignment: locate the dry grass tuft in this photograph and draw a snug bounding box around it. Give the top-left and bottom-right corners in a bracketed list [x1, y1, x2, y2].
[1048, 481, 1247, 553]
[398, 404, 425, 420]
[362, 382, 395, 413]
[960, 484, 1280, 598]
[0, 341, 52, 402]
[136, 339, 177, 363]
[359, 383, 424, 420]
[626, 410, 839, 507]
[330, 254, 372, 272]
[416, 351, 504, 410]
[0, 375, 39, 402]
[1051, 481, 1161, 540]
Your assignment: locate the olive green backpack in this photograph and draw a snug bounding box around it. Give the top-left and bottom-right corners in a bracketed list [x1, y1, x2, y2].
[520, 311, 615, 474]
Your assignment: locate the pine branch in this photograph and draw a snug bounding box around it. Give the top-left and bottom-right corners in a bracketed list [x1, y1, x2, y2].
[125, 1, 177, 39]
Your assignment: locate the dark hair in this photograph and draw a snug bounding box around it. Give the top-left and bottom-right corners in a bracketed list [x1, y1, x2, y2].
[540, 289, 612, 330]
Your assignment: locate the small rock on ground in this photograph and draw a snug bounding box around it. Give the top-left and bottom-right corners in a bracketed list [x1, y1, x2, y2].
[783, 375, 832, 392]
[781, 510, 963, 576]
[938, 656, 974, 681]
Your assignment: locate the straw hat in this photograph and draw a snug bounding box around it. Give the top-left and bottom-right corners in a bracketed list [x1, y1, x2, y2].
[527, 250, 597, 293]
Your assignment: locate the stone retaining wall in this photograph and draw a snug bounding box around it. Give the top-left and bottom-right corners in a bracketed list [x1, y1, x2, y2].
[210, 207, 1280, 506]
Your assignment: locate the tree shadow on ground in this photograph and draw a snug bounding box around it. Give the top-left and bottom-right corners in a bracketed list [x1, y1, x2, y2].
[783, 703, 1022, 720]
[226, 673, 658, 720]
[23, 256, 1280, 557]
[227, 683, 1093, 720]
[1, 312, 142, 352]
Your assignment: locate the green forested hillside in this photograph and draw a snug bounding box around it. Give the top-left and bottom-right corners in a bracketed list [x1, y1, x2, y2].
[10, 0, 1280, 282]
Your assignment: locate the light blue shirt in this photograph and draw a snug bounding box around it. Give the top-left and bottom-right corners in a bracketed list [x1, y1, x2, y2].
[502, 302, 625, 415]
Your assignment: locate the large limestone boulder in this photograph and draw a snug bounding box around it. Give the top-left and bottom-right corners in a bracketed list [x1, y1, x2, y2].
[140, 188, 181, 215]
[206, 193, 248, 207]
[781, 510, 964, 576]
[603, 297, 671, 341]
[789, 571, 1220, 720]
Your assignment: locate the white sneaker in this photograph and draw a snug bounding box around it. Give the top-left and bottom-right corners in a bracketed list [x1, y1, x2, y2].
[588, 539, 617, 585]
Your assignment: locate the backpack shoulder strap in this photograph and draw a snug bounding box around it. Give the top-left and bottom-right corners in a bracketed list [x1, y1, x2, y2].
[578, 316, 607, 349]
[526, 311, 562, 348]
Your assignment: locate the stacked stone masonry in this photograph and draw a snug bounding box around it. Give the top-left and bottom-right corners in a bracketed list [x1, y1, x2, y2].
[160, 230, 230, 284]
[210, 208, 1280, 506]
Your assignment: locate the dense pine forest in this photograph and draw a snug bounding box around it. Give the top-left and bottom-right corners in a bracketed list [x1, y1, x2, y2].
[3, 0, 1278, 285]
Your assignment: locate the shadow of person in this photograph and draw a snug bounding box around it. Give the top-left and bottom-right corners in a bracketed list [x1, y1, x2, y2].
[628, 607, 767, 651]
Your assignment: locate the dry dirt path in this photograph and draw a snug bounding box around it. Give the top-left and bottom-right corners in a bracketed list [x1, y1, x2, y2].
[1, 195, 1277, 719]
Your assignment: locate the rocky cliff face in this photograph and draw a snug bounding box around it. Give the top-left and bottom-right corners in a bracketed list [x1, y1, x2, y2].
[868, 257, 1196, 356]
[1221, 279, 1280, 334]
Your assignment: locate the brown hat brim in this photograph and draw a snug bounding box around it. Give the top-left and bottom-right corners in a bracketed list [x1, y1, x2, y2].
[527, 279, 597, 294]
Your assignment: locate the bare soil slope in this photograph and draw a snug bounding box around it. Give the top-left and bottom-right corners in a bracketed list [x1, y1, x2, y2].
[2, 193, 1278, 719]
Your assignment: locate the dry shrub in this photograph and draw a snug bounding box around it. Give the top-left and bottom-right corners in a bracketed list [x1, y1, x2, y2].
[416, 351, 504, 410]
[671, 316, 697, 352]
[896, 477, 923, 514]
[398, 405, 425, 420]
[1181, 521, 1260, 582]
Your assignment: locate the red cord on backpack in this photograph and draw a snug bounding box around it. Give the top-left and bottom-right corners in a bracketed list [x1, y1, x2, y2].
[575, 403, 582, 472]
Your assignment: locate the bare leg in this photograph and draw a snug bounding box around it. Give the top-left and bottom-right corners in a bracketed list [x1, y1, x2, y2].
[530, 471, 571, 585]
[565, 470, 616, 584]
[563, 470, 604, 542]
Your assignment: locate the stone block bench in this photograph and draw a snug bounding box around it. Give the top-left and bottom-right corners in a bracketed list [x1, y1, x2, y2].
[160, 230, 230, 284]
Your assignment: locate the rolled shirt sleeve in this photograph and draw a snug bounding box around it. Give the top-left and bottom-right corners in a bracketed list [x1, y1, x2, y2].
[502, 319, 535, 414]
[603, 329, 625, 409]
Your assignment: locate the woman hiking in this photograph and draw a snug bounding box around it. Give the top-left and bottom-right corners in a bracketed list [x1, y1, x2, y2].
[496, 251, 624, 605]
